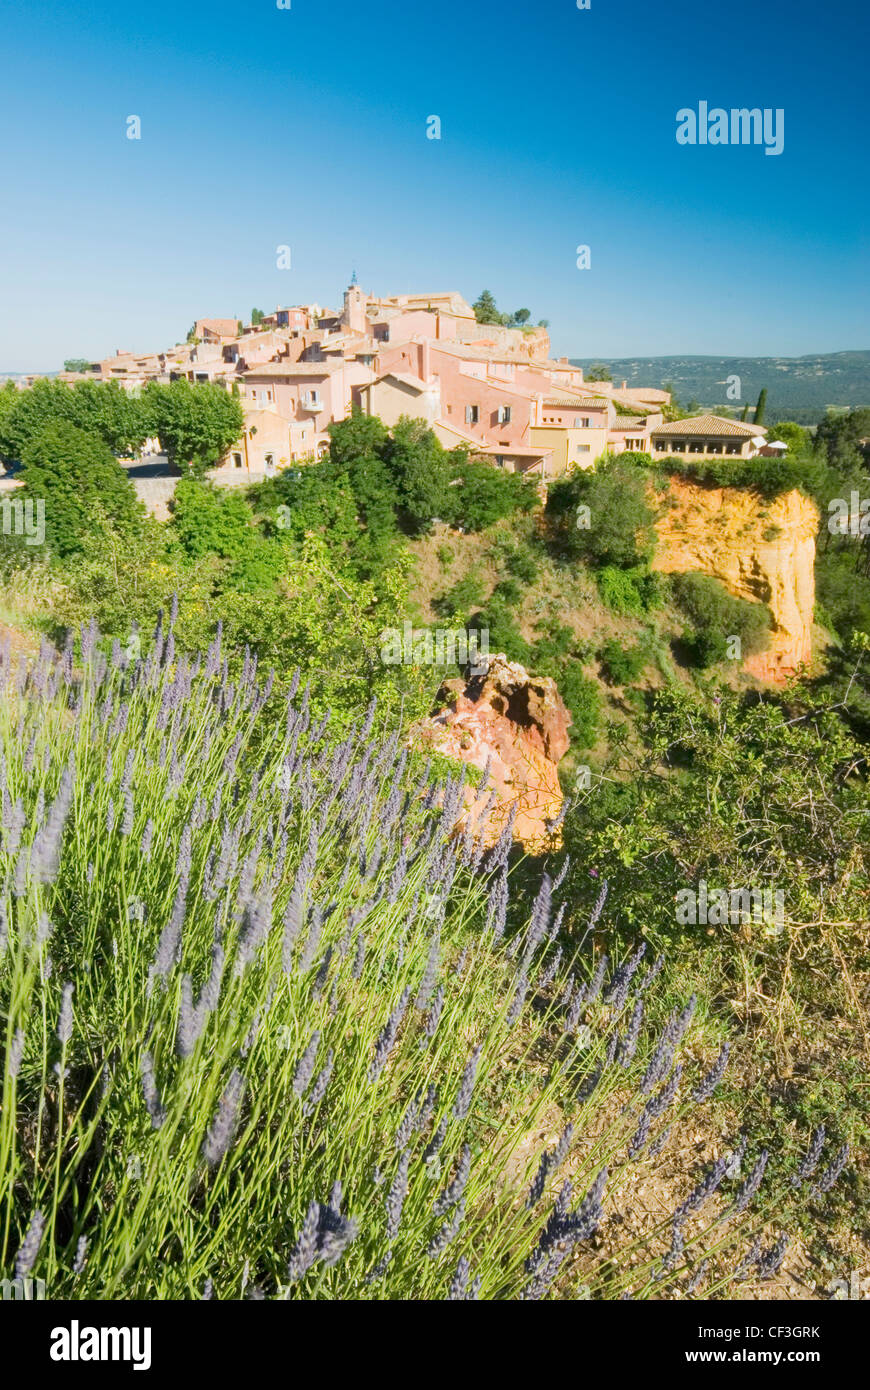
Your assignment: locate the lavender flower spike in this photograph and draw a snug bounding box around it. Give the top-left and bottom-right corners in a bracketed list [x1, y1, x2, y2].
[453, 1045, 482, 1120]
[57, 982, 74, 1047]
[15, 1209, 46, 1278]
[202, 1069, 245, 1166]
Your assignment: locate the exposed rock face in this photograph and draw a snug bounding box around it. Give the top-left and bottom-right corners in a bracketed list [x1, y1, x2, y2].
[651, 478, 819, 683]
[411, 654, 571, 852]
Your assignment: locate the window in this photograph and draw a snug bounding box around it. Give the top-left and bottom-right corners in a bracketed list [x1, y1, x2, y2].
[465, 405, 479, 424]
[581, 416, 591, 428]
[498, 405, 512, 425]
[265, 389, 273, 402]
[655, 441, 668, 452]
[250, 390, 257, 401]
[577, 444, 590, 453]
[264, 453, 274, 468]
[233, 453, 243, 468]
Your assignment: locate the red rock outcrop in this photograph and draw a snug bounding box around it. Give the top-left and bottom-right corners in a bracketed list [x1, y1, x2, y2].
[411, 654, 571, 851]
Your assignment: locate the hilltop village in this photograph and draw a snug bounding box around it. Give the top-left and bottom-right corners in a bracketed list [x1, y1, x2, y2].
[54, 285, 781, 479]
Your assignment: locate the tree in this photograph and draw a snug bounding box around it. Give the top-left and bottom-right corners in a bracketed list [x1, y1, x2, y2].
[142, 380, 244, 477]
[442, 455, 538, 530]
[472, 290, 503, 326]
[754, 388, 767, 425]
[767, 421, 808, 455]
[0, 378, 148, 462]
[547, 455, 656, 568]
[586, 364, 612, 383]
[511, 308, 531, 326]
[0, 380, 20, 460]
[815, 408, 870, 472]
[251, 309, 265, 327]
[326, 409, 389, 470]
[63, 359, 91, 374]
[381, 416, 450, 532]
[18, 421, 144, 557]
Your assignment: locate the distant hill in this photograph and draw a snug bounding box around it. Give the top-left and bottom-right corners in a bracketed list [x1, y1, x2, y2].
[569, 351, 870, 425]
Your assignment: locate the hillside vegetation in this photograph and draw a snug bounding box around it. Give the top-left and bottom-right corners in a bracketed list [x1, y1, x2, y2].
[570, 352, 870, 424]
[0, 380, 869, 1296]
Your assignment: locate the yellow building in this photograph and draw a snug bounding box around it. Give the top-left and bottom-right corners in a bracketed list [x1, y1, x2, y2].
[529, 394, 612, 475]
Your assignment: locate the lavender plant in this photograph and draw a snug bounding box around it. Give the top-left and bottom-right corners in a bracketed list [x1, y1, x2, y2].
[0, 617, 847, 1300]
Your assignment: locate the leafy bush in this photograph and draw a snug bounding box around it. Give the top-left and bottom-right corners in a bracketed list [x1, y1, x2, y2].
[531, 619, 590, 667]
[557, 662, 601, 746]
[658, 453, 823, 499]
[492, 578, 522, 606]
[468, 599, 532, 666]
[503, 542, 540, 583]
[0, 620, 837, 1300]
[671, 573, 771, 667]
[171, 478, 284, 592]
[444, 457, 538, 532]
[599, 637, 649, 686]
[435, 571, 487, 621]
[596, 566, 662, 617]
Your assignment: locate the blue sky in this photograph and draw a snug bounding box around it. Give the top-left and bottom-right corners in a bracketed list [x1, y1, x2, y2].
[1, 0, 867, 369]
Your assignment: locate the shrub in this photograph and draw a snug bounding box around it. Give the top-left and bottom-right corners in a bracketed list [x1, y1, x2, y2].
[492, 578, 522, 606]
[444, 457, 538, 532]
[468, 599, 532, 666]
[435, 571, 487, 621]
[504, 543, 540, 583]
[599, 638, 649, 686]
[671, 573, 771, 667]
[557, 661, 601, 746]
[596, 566, 662, 617]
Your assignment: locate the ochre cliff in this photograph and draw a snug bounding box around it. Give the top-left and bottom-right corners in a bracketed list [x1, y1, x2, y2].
[651, 479, 819, 682]
[411, 655, 571, 851]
